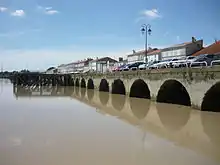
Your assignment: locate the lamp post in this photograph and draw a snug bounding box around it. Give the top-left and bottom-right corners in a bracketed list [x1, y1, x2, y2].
[141, 24, 152, 68]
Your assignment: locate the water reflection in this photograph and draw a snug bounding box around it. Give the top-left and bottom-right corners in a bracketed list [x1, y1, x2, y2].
[80, 88, 86, 98]
[201, 112, 220, 145]
[111, 94, 126, 111]
[13, 86, 74, 98]
[99, 91, 109, 106]
[87, 89, 94, 101]
[130, 98, 150, 119]
[156, 103, 191, 131]
[75, 87, 79, 96]
[4, 84, 220, 164]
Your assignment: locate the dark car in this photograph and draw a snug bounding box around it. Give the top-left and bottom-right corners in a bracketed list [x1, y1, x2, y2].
[128, 62, 145, 71]
[192, 54, 220, 67]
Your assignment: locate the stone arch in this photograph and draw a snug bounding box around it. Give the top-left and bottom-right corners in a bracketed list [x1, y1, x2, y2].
[157, 79, 191, 106]
[111, 94, 126, 111]
[87, 78, 94, 89]
[130, 79, 150, 99]
[75, 78, 79, 87]
[130, 98, 150, 119]
[81, 78, 86, 88]
[99, 79, 109, 92]
[111, 79, 126, 95]
[201, 82, 220, 112]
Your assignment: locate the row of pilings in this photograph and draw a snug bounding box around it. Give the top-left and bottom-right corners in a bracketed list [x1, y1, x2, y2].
[12, 73, 74, 87]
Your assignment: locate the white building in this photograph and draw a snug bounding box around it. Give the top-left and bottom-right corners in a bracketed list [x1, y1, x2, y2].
[161, 38, 203, 60]
[89, 57, 118, 73]
[127, 49, 161, 64]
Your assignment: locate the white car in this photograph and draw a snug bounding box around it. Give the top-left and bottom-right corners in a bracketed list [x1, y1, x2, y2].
[149, 59, 178, 69]
[172, 56, 196, 68]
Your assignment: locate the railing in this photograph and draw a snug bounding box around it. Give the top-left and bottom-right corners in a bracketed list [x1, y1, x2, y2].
[190, 61, 208, 68]
[211, 60, 220, 66]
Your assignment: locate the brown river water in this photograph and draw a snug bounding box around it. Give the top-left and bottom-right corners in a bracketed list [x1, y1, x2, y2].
[0, 79, 220, 165]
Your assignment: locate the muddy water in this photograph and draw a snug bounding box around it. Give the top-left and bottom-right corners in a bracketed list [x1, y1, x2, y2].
[0, 80, 220, 165]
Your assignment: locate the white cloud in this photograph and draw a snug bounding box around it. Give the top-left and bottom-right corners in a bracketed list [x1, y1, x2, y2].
[0, 47, 130, 71]
[142, 9, 162, 19]
[45, 10, 59, 15]
[37, 5, 59, 15]
[11, 10, 25, 17]
[0, 7, 8, 12]
[45, 7, 52, 10]
[163, 32, 169, 37]
[176, 36, 180, 41]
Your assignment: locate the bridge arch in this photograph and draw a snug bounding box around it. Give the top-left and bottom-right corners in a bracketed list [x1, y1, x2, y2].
[201, 82, 220, 112]
[75, 78, 79, 87]
[112, 79, 126, 95]
[87, 79, 94, 89]
[129, 79, 150, 99]
[156, 79, 191, 106]
[81, 78, 86, 88]
[99, 79, 109, 92]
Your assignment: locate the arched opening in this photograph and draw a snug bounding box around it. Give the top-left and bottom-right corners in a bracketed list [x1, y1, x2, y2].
[130, 98, 150, 119]
[81, 88, 86, 98]
[99, 79, 109, 92]
[157, 79, 191, 106]
[87, 79, 94, 89]
[87, 89, 94, 101]
[99, 92, 109, 106]
[129, 79, 150, 99]
[156, 103, 191, 131]
[201, 82, 220, 112]
[112, 79, 126, 95]
[81, 78, 86, 88]
[75, 78, 79, 87]
[111, 94, 126, 111]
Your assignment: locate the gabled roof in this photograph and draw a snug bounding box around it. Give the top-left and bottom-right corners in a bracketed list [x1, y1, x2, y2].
[127, 49, 160, 57]
[192, 41, 220, 56]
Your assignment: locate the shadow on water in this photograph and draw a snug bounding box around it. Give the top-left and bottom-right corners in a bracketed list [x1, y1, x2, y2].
[201, 111, 220, 146]
[129, 97, 151, 119]
[99, 91, 109, 106]
[87, 89, 94, 101]
[111, 94, 126, 111]
[80, 88, 86, 98]
[156, 103, 191, 131]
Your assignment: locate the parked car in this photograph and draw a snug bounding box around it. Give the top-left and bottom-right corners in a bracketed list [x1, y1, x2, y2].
[191, 54, 220, 67]
[138, 61, 160, 70]
[149, 59, 177, 69]
[172, 56, 196, 68]
[123, 62, 145, 71]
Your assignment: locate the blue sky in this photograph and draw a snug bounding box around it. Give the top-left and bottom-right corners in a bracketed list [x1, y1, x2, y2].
[0, 0, 219, 71]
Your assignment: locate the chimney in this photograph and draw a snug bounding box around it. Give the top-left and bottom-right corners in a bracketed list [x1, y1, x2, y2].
[192, 37, 197, 43]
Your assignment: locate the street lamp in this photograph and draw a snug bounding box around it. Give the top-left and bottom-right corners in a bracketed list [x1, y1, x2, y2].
[141, 24, 152, 67]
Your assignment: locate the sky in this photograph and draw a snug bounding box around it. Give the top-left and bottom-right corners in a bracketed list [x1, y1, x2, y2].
[0, 0, 219, 71]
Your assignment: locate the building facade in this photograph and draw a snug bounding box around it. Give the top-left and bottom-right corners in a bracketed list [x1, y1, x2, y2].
[89, 57, 117, 73]
[127, 49, 161, 64]
[161, 38, 203, 60]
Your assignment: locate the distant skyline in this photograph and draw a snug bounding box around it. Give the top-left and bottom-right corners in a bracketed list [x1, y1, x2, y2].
[0, 0, 219, 71]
